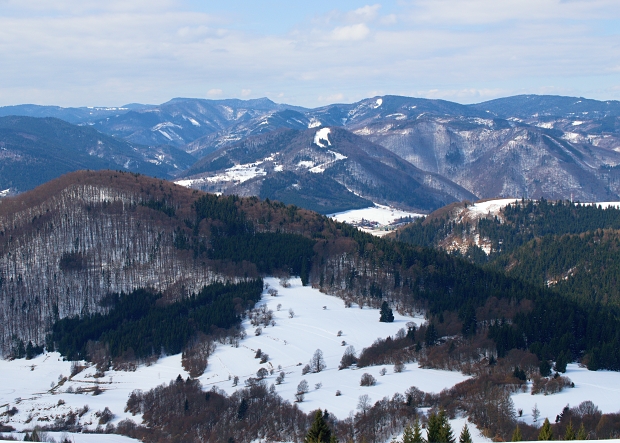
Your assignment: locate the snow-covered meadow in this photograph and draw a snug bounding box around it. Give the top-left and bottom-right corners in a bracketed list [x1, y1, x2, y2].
[2, 278, 620, 442]
[329, 204, 423, 236]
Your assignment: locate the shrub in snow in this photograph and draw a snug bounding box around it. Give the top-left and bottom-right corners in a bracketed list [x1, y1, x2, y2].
[302, 364, 311, 375]
[276, 372, 285, 385]
[315, 382, 322, 390]
[380, 368, 387, 376]
[335, 390, 342, 396]
[254, 349, 262, 359]
[360, 373, 376, 387]
[260, 353, 269, 364]
[394, 362, 405, 373]
[97, 407, 114, 425]
[339, 345, 357, 370]
[297, 379, 309, 394]
[256, 368, 268, 380]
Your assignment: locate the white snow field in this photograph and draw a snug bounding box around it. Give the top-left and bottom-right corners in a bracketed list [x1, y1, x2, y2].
[329, 204, 423, 237]
[467, 198, 620, 218]
[197, 277, 466, 419]
[467, 198, 520, 216]
[1, 278, 620, 442]
[513, 364, 620, 426]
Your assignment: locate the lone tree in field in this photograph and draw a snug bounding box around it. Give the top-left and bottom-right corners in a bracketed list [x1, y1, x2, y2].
[305, 409, 333, 443]
[379, 301, 394, 322]
[310, 349, 326, 373]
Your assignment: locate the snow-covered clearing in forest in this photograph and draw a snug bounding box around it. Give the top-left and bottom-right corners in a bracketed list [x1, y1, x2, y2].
[198, 277, 464, 419]
[513, 364, 620, 426]
[0, 278, 470, 437]
[2, 279, 620, 442]
[467, 198, 520, 216]
[467, 198, 620, 218]
[580, 201, 620, 209]
[329, 204, 423, 236]
[0, 189, 9, 198]
[314, 128, 331, 147]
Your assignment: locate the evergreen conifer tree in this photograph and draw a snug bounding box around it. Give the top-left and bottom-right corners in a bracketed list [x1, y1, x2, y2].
[438, 410, 455, 443]
[576, 423, 587, 440]
[402, 424, 415, 443]
[459, 424, 472, 443]
[380, 301, 394, 323]
[426, 411, 441, 443]
[412, 419, 425, 443]
[511, 425, 522, 441]
[538, 418, 553, 441]
[564, 420, 575, 440]
[305, 409, 333, 443]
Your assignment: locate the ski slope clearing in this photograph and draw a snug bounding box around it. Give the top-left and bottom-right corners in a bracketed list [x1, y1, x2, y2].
[329, 204, 423, 236]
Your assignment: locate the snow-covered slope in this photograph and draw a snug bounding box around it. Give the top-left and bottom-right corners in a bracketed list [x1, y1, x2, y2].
[2, 278, 618, 442]
[329, 204, 423, 237]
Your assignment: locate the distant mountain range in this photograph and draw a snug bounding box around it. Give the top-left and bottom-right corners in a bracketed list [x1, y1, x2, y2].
[0, 116, 195, 192]
[1, 94, 619, 210]
[177, 126, 476, 213]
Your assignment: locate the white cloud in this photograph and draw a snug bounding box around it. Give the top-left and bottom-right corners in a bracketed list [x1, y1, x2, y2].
[379, 14, 397, 25]
[330, 23, 370, 41]
[207, 89, 223, 97]
[404, 0, 620, 25]
[0, 0, 619, 107]
[346, 4, 381, 23]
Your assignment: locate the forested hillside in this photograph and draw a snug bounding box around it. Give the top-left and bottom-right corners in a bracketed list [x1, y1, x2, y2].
[3, 172, 620, 373]
[394, 199, 620, 304]
[0, 116, 195, 193]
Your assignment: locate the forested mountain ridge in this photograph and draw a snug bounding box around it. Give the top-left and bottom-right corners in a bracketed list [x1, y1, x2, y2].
[3, 172, 620, 373]
[394, 199, 620, 308]
[0, 170, 326, 356]
[3, 94, 620, 208]
[0, 116, 195, 194]
[176, 126, 476, 214]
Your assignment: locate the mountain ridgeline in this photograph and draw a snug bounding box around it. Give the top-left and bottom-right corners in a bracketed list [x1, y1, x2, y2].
[0, 116, 195, 193]
[179, 127, 475, 214]
[2, 94, 620, 211]
[2, 171, 620, 371]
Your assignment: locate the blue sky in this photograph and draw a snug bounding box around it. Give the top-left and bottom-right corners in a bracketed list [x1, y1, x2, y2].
[0, 0, 619, 107]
